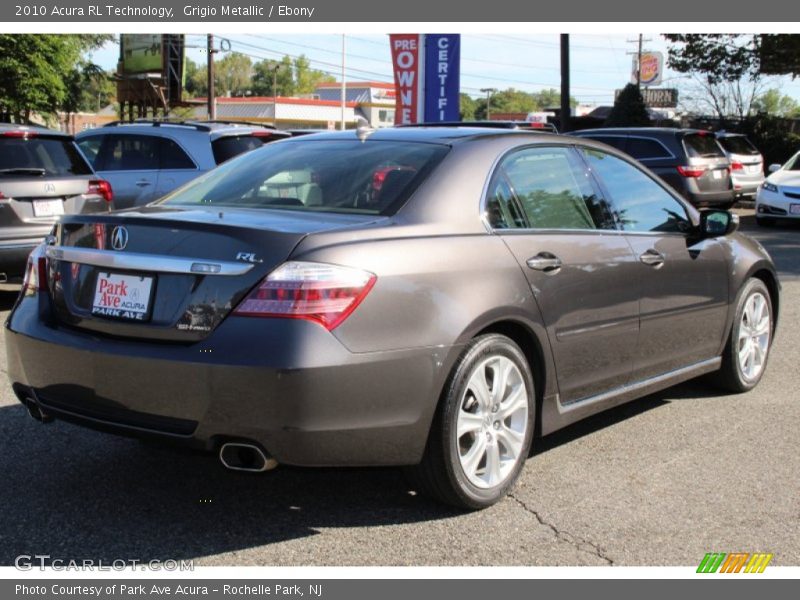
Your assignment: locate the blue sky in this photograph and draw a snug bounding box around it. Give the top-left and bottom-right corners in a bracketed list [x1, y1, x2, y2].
[87, 33, 800, 107]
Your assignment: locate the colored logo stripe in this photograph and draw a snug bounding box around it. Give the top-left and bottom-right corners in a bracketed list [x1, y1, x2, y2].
[697, 552, 773, 573]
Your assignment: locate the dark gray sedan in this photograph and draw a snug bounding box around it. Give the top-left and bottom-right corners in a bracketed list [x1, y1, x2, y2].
[5, 127, 779, 509]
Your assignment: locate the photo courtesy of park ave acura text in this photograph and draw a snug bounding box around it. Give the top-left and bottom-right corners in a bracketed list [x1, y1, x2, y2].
[0, 28, 797, 569]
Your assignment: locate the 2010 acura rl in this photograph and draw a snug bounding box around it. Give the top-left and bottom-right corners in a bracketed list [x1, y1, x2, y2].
[5, 127, 779, 509]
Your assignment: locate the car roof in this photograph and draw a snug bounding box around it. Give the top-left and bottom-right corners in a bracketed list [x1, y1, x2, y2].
[280, 126, 561, 145]
[571, 127, 707, 136]
[0, 122, 71, 137]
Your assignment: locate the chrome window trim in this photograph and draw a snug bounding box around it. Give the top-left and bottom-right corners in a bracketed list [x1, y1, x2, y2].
[46, 246, 254, 276]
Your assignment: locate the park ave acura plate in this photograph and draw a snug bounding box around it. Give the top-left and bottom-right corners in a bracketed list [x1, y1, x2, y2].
[91, 272, 154, 321]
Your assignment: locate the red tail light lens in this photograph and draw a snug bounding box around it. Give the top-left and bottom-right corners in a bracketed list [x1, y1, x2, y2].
[677, 165, 707, 178]
[730, 161, 744, 171]
[2, 130, 38, 139]
[234, 261, 376, 330]
[22, 246, 47, 296]
[88, 179, 113, 202]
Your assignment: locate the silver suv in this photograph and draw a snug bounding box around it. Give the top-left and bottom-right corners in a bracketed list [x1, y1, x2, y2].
[76, 120, 290, 210]
[0, 123, 112, 281]
[715, 132, 765, 199]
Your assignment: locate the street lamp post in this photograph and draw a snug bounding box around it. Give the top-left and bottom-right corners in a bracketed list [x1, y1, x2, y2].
[481, 87, 497, 120]
[272, 64, 280, 127]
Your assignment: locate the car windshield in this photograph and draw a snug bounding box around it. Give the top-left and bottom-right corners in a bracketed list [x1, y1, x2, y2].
[683, 133, 725, 158]
[160, 139, 450, 215]
[718, 136, 760, 156]
[0, 135, 92, 176]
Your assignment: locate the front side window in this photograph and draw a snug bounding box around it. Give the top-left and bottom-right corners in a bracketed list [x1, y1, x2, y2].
[583, 148, 691, 234]
[486, 146, 615, 230]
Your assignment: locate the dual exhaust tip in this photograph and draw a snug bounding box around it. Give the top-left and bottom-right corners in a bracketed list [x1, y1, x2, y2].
[219, 442, 278, 473]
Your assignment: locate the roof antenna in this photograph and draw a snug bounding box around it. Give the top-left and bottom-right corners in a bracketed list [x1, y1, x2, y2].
[356, 116, 375, 142]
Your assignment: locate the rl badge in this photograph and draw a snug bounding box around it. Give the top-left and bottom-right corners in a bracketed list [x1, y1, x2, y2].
[92, 273, 153, 321]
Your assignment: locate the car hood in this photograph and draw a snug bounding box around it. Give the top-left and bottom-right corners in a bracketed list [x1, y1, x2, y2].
[767, 170, 800, 187]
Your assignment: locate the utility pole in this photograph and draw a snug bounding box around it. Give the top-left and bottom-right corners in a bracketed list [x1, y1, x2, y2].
[272, 64, 280, 126]
[481, 88, 497, 119]
[560, 34, 571, 133]
[207, 34, 217, 120]
[340, 34, 346, 130]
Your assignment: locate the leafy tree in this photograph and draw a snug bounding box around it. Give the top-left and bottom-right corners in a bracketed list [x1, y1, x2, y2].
[0, 34, 111, 122]
[752, 88, 800, 117]
[184, 57, 205, 97]
[215, 52, 253, 97]
[251, 55, 333, 97]
[293, 55, 335, 94]
[605, 83, 650, 126]
[460, 93, 477, 120]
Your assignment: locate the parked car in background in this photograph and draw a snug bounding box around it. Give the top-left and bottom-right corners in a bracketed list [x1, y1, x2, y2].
[0, 123, 112, 282]
[7, 127, 778, 510]
[76, 120, 290, 210]
[755, 150, 800, 226]
[571, 127, 734, 208]
[715, 132, 765, 199]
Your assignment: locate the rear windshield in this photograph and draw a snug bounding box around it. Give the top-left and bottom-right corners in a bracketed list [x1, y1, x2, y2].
[211, 134, 267, 164]
[161, 140, 449, 215]
[717, 136, 760, 155]
[683, 133, 725, 159]
[0, 136, 92, 176]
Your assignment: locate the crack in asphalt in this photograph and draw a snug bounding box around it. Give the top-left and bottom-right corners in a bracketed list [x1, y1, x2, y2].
[508, 493, 614, 565]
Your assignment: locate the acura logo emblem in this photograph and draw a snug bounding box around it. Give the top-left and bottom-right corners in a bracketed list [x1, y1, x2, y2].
[111, 226, 129, 251]
[44, 183, 56, 194]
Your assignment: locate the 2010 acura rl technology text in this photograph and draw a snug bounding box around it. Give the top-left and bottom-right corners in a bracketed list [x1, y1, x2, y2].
[5, 127, 779, 509]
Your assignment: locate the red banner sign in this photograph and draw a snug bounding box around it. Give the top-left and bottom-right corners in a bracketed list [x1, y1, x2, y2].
[390, 34, 423, 125]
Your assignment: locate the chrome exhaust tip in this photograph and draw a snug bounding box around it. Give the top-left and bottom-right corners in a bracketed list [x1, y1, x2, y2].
[219, 442, 278, 473]
[24, 396, 54, 424]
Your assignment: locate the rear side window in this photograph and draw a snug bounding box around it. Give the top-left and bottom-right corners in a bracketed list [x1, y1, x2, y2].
[212, 135, 265, 164]
[159, 138, 196, 170]
[626, 137, 672, 160]
[96, 135, 160, 171]
[583, 149, 690, 234]
[0, 136, 92, 176]
[487, 146, 615, 230]
[683, 133, 725, 158]
[717, 136, 759, 155]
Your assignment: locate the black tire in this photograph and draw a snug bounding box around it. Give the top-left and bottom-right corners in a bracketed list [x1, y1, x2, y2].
[407, 334, 535, 510]
[712, 278, 773, 393]
[756, 216, 774, 227]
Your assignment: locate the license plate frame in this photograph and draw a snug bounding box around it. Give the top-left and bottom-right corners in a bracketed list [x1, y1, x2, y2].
[91, 272, 155, 322]
[32, 198, 64, 217]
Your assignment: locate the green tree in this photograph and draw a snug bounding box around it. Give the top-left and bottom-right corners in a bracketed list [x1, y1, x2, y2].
[184, 57, 205, 97]
[215, 52, 253, 97]
[252, 55, 333, 97]
[605, 83, 650, 126]
[293, 55, 335, 94]
[753, 88, 800, 117]
[0, 34, 111, 122]
[459, 93, 477, 120]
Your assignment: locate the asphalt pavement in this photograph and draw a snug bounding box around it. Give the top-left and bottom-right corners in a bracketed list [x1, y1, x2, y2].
[0, 210, 797, 567]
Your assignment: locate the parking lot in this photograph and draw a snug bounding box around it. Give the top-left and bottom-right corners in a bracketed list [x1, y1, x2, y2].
[0, 210, 797, 567]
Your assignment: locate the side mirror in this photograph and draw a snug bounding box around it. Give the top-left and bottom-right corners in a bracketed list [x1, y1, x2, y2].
[701, 209, 739, 238]
[768, 163, 781, 173]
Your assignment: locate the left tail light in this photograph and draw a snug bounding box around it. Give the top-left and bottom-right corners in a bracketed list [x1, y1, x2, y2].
[88, 179, 113, 203]
[233, 261, 377, 331]
[730, 161, 744, 171]
[22, 246, 48, 297]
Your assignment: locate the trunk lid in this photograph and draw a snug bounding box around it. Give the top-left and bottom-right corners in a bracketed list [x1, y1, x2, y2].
[47, 206, 384, 342]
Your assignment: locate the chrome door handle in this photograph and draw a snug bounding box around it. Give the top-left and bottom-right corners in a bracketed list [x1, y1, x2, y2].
[526, 253, 562, 272]
[135, 179, 151, 187]
[639, 249, 665, 268]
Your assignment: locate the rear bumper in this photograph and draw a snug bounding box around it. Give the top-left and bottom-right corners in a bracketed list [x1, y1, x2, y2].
[685, 189, 735, 206]
[6, 295, 458, 466]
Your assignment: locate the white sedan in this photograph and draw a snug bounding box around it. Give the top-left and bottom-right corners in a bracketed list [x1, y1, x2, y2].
[756, 151, 800, 225]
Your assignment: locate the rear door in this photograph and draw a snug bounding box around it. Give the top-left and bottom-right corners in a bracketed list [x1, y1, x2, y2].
[80, 133, 161, 209]
[154, 137, 201, 198]
[487, 145, 641, 403]
[581, 147, 729, 379]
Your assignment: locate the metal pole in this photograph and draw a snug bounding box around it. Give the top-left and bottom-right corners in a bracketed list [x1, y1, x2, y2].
[560, 34, 571, 133]
[636, 33, 643, 88]
[480, 87, 496, 120]
[341, 34, 346, 130]
[272, 65, 279, 127]
[207, 34, 216, 120]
